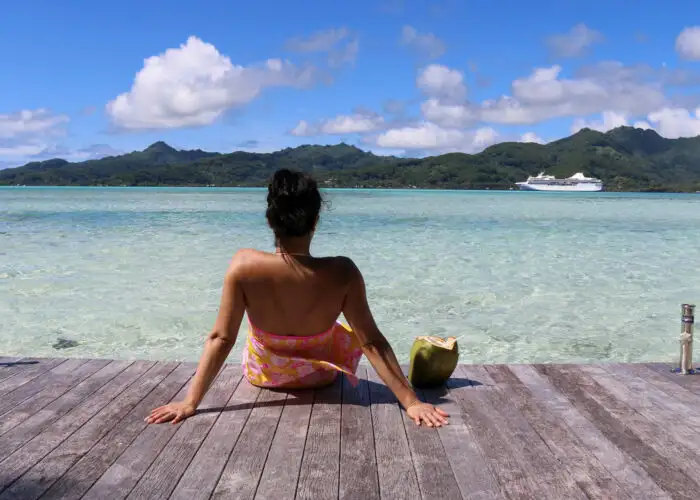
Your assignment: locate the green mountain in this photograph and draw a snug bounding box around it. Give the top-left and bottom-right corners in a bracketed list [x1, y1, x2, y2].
[2, 126, 700, 192]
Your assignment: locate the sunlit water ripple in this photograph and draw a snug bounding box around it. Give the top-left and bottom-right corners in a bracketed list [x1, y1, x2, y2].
[2, 187, 699, 365]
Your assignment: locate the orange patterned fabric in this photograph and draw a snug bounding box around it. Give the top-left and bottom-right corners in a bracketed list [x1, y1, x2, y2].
[242, 320, 363, 389]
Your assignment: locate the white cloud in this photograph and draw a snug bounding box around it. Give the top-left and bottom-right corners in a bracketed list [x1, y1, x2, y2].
[546, 24, 604, 58]
[676, 27, 700, 61]
[0, 109, 70, 164]
[417, 64, 466, 101]
[633, 120, 652, 130]
[480, 64, 666, 125]
[567, 107, 700, 139]
[291, 112, 385, 136]
[571, 111, 629, 133]
[520, 132, 545, 144]
[400, 25, 446, 59]
[286, 28, 358, 68]
[420, 98, 476, 127]
[286, 28, 349, 53]
[107, 36, 320, 130]
[0, 109, 68, 139]
[321, 113, 384, 134]
[0, 143, 48, 157]
[646, 107, 700, 138]
[328, 39, 359, 67]
[370, 122, 498, 153]
[290, 120, 316, 136]
[77, 144, 122, 159]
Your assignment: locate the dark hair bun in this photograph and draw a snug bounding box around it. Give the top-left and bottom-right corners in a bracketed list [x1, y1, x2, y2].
[266, 169, 322, 238]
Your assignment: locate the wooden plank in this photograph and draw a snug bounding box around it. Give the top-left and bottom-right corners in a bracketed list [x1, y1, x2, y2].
[512, 364, 671, 499]
[447, 366, 553, 499]
[211, 387, 288, 499]
[126, 365, 242, 500]
[550, 365, 700, 495]
[79, 365, 197, 500]
[629, 364, 700, 410]
[40, 363, 196, 500]
[0, 358, 89, 416]
[593, 364, 700, 436]
[0, 360, 153, 493]
[645, 363, 700, 396]
[534, 364, 680, 499]
[366, 368, 420, 500]
[0, 361, 179, 500]
[421, 380, 503, 499]
[459, 364, 497, 386]
[169, 375, 261, 500]
[0, 357, 28, 381]
[0, 359, 109, 431]
[0, 358, 66, 396]
[339, 368, 379, 500]
[401, 395, 462, 499]
[0, 359, 132, 463]
[485, 365, 630, 499]
[295, 376, 343, 500]
[253, 389, 312, 500]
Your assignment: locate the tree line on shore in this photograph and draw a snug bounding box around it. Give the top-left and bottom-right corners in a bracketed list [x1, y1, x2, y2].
[1, 126, 700, 192]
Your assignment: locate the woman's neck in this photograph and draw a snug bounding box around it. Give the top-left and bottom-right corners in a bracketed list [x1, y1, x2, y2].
[275, 236, 312, 256]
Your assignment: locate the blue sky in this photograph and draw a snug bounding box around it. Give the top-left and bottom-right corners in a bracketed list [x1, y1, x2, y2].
[2, 0, 700, 168]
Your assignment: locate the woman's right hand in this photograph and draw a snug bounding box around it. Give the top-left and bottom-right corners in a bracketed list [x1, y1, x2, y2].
[406, 401, 449, 427]
[145, 401, 196, 425]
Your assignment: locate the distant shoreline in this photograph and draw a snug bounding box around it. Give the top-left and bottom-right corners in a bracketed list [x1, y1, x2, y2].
[1, 185, 698, 195]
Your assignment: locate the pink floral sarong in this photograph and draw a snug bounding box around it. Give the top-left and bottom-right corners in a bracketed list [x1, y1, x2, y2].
[242, 320, 363, 389]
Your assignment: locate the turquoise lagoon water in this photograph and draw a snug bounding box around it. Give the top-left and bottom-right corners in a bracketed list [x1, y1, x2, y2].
[1, 187, 699, 365]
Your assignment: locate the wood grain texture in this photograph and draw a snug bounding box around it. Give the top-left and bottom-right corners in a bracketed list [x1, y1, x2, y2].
[126, 365, 241, 500]
[0, 358, 65, 396]
[590, 364, 700, 444]
[534, 364, 678, 499]
[627, 364, 700, 412]
[253, 388, 313, 500]
[0, 360, 133, 464]
[485, 365, 630, 500]
[512, 364, 672, 499]
[79, 364, 196, 500]
[295, 376, 343, 500]
[0, 360, 152, 494]
[0, 359, 697, 499]
[0, 361, 179, 500]
[40, 362, 195, 500]
[211, 385, 287, 500]
[170, 373, 261, 500]
[367, 368, 420, 500]
[401, 393, 462, 499]
[0, 358, 108, 430]
[553, 365, 700, 496]
[422, 380, 503, 499]
[448, 365, 546, 499]
[645, 363, 700, 396]
[339, 368, 380, 500]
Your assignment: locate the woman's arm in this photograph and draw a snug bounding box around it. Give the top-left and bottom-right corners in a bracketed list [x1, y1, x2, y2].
[341, 259, 448, 427]
[146, 253, 247, 424]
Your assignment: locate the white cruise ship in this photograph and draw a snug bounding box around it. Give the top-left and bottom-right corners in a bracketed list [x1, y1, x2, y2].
[515, 172, 603, 192]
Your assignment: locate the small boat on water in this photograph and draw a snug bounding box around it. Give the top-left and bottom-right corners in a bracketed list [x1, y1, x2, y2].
[515, 172, 603, 192]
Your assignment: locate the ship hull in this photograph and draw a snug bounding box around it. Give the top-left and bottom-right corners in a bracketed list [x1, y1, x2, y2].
[515, 182, 603, 192]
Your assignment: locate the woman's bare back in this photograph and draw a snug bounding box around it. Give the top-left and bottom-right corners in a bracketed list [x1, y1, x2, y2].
[146, 169, 448, 428]
[235, 249, 355, 336]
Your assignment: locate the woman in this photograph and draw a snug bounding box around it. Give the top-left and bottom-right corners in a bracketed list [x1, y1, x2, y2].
[146, 169, 448, 427]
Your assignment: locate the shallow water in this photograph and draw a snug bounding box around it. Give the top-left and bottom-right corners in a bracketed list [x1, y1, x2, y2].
[1, 187, 698, 365]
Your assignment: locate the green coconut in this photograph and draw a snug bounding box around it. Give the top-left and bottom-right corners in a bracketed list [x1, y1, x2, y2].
[408, 336, 459, 388]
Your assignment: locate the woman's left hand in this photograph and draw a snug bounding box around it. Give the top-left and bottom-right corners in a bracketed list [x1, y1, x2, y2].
[145, 401, 196, 424]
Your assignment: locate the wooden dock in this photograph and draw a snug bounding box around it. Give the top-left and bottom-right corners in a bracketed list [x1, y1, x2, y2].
[0, 357, 698, 499]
